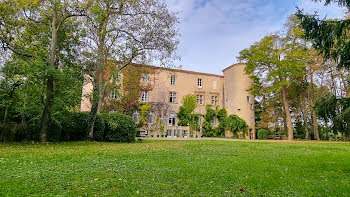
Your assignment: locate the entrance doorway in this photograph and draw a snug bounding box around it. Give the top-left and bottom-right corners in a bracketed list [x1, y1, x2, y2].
[249, 129, 253, 139]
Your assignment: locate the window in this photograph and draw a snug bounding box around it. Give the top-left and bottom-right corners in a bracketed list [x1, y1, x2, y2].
[133, 111, 140, 123]
[247, 96, 250, 103]
[142, 73, 149, 82]
[212, 118, 217, 127]
[169, 92, 176, 103]
[167, 130, 172, 136]
[198, 116, 202, 125]
[171, 75, 176, 86]
[168, 112, 176, 126]
[211, 96, 218, 106]
[250, 104, 254, 110]
[196, 94, 204, 105]
[198, 78, 202, 88]
[250, 117, 254, 124]
[147, 112, 154, 124]
[183, 130, 187, 136]
[110, 91, 117, 99]
[141, 91, 148, 102]
[213, 81, 217, 89]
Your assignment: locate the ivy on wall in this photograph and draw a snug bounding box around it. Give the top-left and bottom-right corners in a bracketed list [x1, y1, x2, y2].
[101, 65, 154, 115]
[177, 94, 201, 133]
[202, 105, 248, 138]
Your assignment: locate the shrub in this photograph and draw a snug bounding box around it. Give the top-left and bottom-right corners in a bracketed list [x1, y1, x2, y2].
[104, 113, 137, 142]
[54, 112, 88, 141]
[93, 114, 106, 141]
[13, 123, 28, 142]
[1, 124, 15, 142]
[47, 117, 62, 142]
[257, 129, 269, 139]
[225, 115, 248, 136]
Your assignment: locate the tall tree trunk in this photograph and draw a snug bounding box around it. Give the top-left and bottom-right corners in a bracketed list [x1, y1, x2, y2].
[87, 18, 108, 140]
[282, 112, 288, 136]
[87, 67, 101, 140]
[311, 109, 320, 140]
[325, 120, 329, 140]
[310, 71, 320, 140]
[302, 101, 309, 140]
[40, 9, 58, 142]
[282, 86, 293, 140]
[3, 106, 9, 125]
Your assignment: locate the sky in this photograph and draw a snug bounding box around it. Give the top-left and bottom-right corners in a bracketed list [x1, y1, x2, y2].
[164, 0, 347, 75]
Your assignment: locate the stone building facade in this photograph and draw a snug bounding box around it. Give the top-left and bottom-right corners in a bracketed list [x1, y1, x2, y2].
[80, 63, 255, 139]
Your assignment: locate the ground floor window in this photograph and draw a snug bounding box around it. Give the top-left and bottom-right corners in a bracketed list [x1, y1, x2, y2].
[147, 112, 154, 124]
[133, 111, 140, 123]
[183, 130, 188, 136]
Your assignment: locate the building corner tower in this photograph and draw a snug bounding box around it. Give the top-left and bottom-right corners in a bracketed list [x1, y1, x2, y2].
[223, 63, 255, 139]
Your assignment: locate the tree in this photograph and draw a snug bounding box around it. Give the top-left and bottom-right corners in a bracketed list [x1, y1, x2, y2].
[238, 36, 305, 140]
[182, 94, 197, 114]
[296, 0, 350, 69]
[315, 94, 350, 140]
[177, 94, 200, 133]
[297, 0, 350, 140]
[0, 0, 87, 142]
[85, 0, 179, 140]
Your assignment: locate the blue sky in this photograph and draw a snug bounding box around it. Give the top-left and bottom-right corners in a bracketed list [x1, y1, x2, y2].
[165, 0, 347, 75]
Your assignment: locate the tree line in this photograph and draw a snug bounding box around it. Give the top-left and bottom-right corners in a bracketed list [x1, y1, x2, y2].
[239, 0, 349, 140]
[0, 0, 179, 142]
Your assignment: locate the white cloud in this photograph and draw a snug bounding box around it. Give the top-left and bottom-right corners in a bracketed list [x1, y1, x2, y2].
[164, 0, 346, 75]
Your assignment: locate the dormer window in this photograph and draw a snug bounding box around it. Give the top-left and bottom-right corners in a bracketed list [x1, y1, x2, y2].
[171, 75, 176, 86]
[198, 78, 202, 88]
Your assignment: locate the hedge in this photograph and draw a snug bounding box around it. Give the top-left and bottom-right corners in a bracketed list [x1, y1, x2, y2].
[0, 112, 136, 142]
[103, 113, 137, 143]
[257, 129, 269, 139]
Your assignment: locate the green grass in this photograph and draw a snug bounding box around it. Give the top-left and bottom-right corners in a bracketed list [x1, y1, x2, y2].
[1, 140, 350, 196]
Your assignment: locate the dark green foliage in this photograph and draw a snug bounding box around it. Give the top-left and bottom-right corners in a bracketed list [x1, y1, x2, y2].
[0, 112, 135, 142]
[296, 1, 350, 68]
[0, 124, 14, 142]
[47, 118, 62, 142]
[177, 106, 189, 126]
[315, 94, 350, 139]
[217, 108, 227, 122]
[93, 114, 106, 141]
[294, 121, 305, 139]
[103, 113, 137, 143]
[225, 115, 248, 137]
[204, 105, 216, 122]
[257, 129, 269, 139]
[202, 120, 214, 137]
[189, 113, 201, 132]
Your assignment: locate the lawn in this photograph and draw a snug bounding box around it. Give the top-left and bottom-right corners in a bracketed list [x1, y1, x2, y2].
[1, 140, 350, 196]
